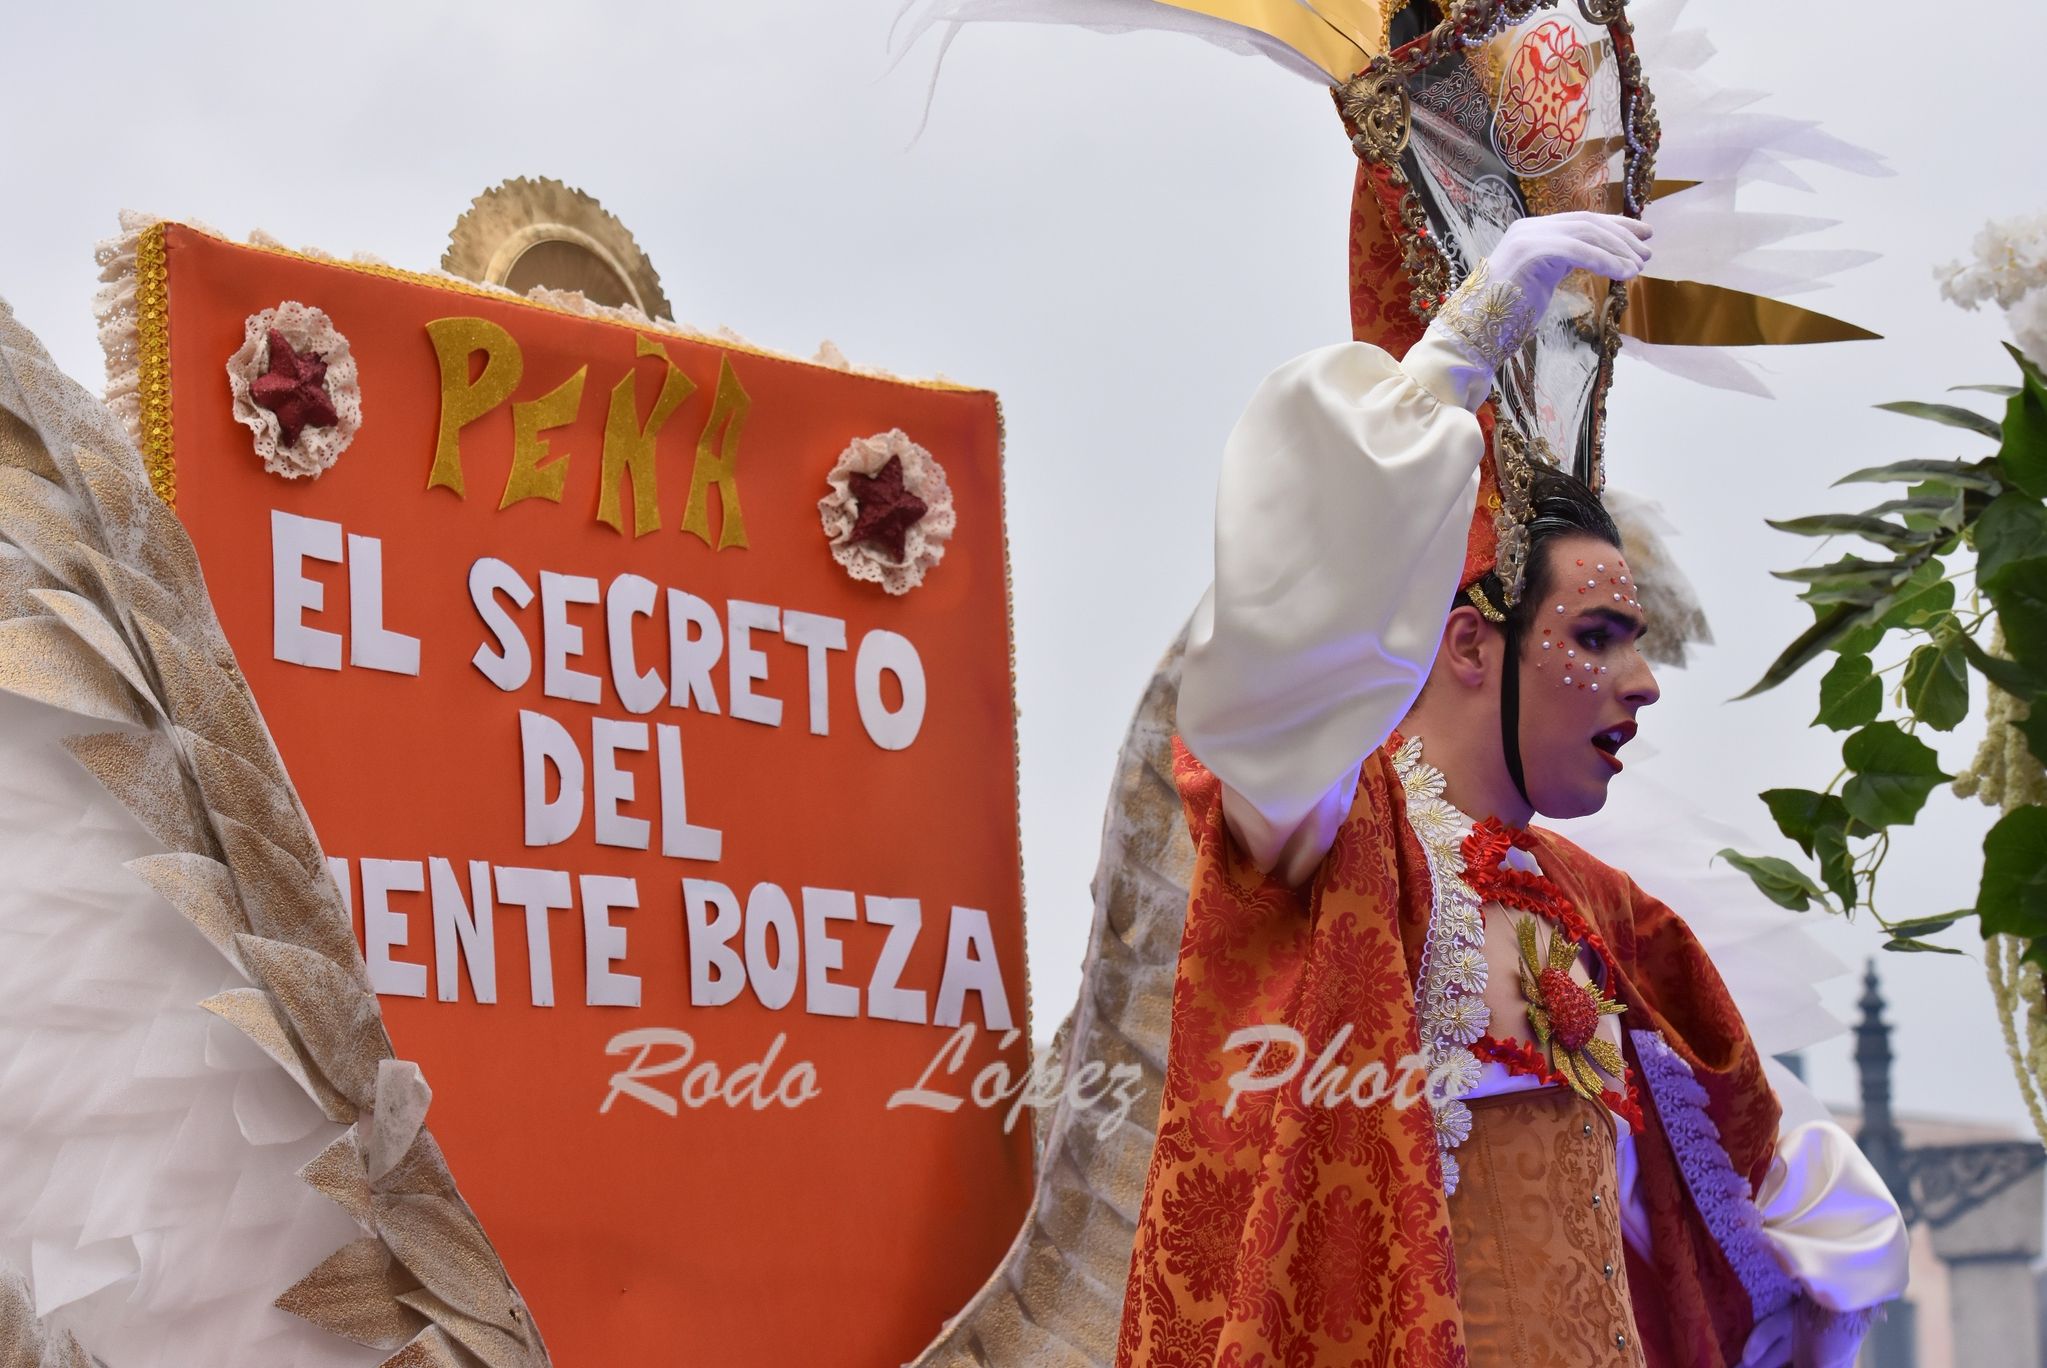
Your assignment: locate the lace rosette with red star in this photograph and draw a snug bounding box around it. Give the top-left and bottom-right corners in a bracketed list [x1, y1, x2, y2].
[818, 428, 956, 595]
[224, 301, 362, 478]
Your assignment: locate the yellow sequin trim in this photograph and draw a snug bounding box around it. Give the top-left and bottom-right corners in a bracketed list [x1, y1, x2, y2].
[1378, 0, 1411, 52]
[993, 393, 1034, 1057]
[128, 219, 988, 507]
[134, 222, 177, 506]
[237, 237, 986, 392]
[1465, 583, 1506, 623]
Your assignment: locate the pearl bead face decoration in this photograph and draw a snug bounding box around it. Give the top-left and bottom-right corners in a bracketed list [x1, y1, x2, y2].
[1611, 559, 1643, 611]
[1541, 553, 1653, 695]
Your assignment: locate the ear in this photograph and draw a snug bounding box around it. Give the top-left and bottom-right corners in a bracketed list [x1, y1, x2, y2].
[1438, 603, 1496, 689]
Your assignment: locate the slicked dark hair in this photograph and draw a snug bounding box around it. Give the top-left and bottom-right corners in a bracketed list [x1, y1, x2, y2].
[1471, 464, 1623, 651]
[1464, 463, 1625, 804]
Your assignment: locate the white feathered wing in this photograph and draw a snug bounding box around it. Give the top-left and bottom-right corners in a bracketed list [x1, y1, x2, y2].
[0, 295, 548, 1368]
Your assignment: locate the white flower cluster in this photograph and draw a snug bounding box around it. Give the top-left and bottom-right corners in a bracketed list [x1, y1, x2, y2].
[1936, 213, 2047, 366]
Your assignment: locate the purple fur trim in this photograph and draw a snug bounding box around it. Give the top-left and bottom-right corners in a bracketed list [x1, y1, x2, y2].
[1630, 1029, 1799, 1321]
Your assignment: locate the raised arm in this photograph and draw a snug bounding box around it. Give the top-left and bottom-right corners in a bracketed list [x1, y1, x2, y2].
[1177, 213, 1653, 883]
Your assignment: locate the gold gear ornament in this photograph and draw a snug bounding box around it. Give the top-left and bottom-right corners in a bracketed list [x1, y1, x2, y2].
[443, 176, 672, 320]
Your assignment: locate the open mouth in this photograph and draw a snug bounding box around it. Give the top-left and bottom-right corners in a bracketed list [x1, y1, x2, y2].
[1590, 721, 1636, 773]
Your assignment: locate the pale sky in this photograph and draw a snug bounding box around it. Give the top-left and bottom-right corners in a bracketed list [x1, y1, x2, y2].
[3, 0, 2041, 1133]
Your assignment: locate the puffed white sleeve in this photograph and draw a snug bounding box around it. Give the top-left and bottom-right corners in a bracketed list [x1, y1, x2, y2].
[1177, 323, 1494, 884]
[1755, 1120, 1911, 1313]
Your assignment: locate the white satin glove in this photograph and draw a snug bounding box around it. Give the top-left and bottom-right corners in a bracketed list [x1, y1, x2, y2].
[1420, 211, 1655, 407]
[1487, 209, 1655, 311]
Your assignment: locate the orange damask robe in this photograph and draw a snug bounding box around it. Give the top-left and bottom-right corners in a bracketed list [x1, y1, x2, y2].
[1115, 741, 1781, 1368]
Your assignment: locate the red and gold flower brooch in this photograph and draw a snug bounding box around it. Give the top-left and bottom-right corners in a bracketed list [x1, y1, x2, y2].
[1515, 917, 1628, 1100]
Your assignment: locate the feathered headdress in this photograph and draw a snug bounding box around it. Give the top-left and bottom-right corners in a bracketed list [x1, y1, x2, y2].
[899, 0, 1884, 635]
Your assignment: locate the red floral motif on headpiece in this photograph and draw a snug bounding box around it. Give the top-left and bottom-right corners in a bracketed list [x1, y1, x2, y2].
[1494, 16, 1595, 178]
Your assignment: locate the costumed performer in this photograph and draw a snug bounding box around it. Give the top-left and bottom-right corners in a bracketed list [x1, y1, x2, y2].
[1120, 211, 1910, 1368]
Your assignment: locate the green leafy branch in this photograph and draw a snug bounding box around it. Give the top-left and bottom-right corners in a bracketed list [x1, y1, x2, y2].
[1723, 344, 2047, 962]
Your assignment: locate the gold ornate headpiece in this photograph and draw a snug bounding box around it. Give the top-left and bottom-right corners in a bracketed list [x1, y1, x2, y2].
[1113, 2, 1873, 607]
[896, 0, 1881, 623]
[1329, 2, 1875, 604]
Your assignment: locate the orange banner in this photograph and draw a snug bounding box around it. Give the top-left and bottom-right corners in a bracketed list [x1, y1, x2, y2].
[149, 223, 1033, 1364]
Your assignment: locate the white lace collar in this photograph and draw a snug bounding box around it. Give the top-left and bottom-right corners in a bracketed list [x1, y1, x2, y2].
[1390, 735, 1488, 1193]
